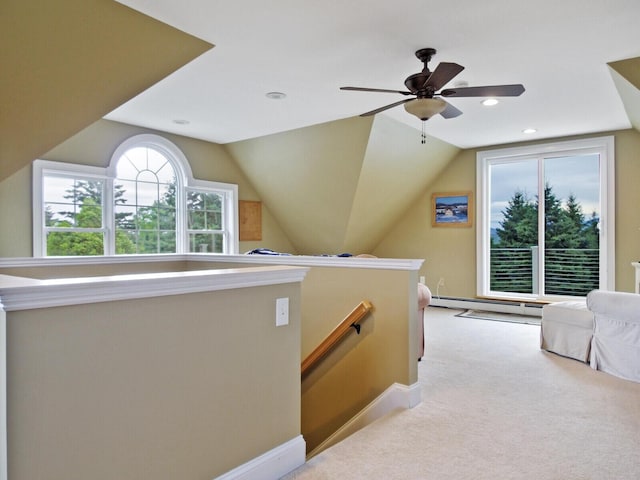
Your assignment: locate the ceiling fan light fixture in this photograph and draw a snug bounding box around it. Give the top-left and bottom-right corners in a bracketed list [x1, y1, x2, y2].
[404, 98, 447, 120]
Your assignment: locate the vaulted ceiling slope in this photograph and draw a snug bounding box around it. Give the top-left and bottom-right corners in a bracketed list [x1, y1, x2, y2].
[0, 0, 212, 181]
[609, 57, 640, 132]
[226, 115, 459, 255]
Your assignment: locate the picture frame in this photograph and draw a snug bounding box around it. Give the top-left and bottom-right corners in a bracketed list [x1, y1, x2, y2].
[431, 191, 473, 227]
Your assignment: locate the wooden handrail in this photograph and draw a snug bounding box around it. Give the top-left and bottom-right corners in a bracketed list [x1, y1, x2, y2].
[301, 300, 373, 377]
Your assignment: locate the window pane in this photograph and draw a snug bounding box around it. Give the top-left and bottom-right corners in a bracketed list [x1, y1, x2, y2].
[155, 163, 175, 184]
[187, 191, 204, 208]
[75, 201, 102, 228]
[45, 203, 74, 227]
[137, 170, 158, 184]
[189, 233, 224, 253]
[46, 231, 104, 256]
[115, 230, 137, 254]
[136, 181, 159, 206]
[206, 211, 222, 229]
[115, 180, 136, 205]
[188, 190, 223, 231]
[543, 154, 600, 296]
[114, 205, 136, 230]
[159, 231, 176, 253]
[489, 160, 538, 294]
[116, 154, 141, 180]
[146, 148, 167, 172]
[158, 207, 176, 230]
[136, 206, 158, 229]
[43, 176, 75, 203]
[204, 193, 222, 210]
[159, 182, 176, 206]
[136, 230, 159, 254]
[43, 177, 104, 229]
[188, 210, 206, 229]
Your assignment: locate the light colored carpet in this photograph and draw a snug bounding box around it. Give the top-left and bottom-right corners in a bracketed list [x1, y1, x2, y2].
[284, 306, 640, 479]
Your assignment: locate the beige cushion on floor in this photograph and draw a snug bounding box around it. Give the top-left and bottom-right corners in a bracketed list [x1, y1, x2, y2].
[541, 300, 594, 362]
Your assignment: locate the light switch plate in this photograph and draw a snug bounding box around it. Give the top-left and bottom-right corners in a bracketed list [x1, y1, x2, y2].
[276, 297, 289, 326]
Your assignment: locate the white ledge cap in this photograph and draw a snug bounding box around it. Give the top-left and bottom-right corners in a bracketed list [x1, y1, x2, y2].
[0, 266, 308, 311]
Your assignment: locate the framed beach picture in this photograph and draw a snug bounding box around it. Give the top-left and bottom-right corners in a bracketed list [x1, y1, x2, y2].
[432, 191, 473, 227]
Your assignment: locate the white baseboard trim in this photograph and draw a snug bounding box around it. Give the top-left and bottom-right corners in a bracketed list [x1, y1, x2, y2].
[214, 435, 306, 480]
[307, 381, 421, 459]
[430, 296, 543, 317]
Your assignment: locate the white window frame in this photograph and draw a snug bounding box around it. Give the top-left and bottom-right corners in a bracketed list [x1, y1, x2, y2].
[476, 136, 615, 300]
[33, 161, 110, 257]
[33, 134, 239, 257]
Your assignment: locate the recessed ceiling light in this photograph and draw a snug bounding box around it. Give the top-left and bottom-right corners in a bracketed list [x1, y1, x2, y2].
[522, 128, 537, 134]
[266, 91, 287, 100]
[482, 98, 499, 106]
[173, 119, 190, 125]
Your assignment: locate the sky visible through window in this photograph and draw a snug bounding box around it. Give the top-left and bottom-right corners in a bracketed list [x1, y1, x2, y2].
[490, 154, 600, 230]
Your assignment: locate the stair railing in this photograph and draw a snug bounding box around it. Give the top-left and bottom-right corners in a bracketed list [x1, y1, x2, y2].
[301, 300, 373, 377]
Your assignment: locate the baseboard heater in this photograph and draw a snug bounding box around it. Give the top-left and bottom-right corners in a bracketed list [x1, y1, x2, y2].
[430, 296, 543, 317]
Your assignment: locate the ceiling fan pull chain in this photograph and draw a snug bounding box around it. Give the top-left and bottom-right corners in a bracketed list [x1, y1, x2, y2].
[421, 121, 426, 144]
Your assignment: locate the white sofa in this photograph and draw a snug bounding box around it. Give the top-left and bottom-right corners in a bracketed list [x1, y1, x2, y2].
[587, 290, 640, 383]
[541, 300, 593, 363]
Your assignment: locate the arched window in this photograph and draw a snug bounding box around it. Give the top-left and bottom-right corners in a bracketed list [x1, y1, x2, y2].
[33, 134, 238, 256]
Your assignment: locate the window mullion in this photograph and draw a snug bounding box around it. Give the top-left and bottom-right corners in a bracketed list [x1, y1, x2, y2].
[104, 177, 115, 255]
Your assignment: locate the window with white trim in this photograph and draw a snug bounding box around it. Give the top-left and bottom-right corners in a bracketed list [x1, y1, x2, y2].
[476, 136, 615, 300]
[34, 134, 238, 256]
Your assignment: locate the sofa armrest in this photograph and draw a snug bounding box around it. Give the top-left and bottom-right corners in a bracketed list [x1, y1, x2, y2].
[586, 290, 640, 324]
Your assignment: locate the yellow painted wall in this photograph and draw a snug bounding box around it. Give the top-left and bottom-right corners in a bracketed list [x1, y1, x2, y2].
[375, 129, 640, 295]
[0, 119, 296, 257]
[6, 281, 302, 479]
[299, 266, 418, 452]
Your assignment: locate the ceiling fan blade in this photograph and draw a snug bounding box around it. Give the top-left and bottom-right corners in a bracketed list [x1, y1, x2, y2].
[359, 98, 413, 116]
[424, 62, 465, 91]
[440, 84, 525, 97]
[341, 86, 412, 96]
[440, 101, 463, 119]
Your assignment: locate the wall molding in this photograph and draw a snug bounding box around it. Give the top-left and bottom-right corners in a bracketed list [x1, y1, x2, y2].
[0, 253, 423, 272]
[0, 266, 308, 311]
[214, 435, 306, 480]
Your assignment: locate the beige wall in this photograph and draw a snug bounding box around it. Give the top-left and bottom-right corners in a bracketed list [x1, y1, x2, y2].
[184, 257, 421, 453]
[227, 115, 459, 254]
[6, 282, 302, 479]
[375, 128, 640, 295]
[0, 119, 295, 257]
[2, 120, 638, 296]
[299, 266, 418, 452]
[2, 256, 421, 456]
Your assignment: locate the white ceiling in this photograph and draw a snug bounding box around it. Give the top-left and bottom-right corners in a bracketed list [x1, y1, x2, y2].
[107, 0, 640, 149]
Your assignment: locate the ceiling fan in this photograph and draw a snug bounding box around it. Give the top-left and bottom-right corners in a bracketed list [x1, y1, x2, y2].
[340, 48, 525, 143]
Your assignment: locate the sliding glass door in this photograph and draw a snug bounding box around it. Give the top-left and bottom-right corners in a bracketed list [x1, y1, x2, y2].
[477, 137, 614, 300]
